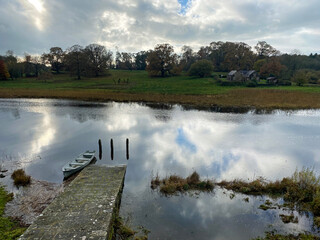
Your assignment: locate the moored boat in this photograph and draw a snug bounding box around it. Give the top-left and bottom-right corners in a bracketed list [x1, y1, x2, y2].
[62, 151, 95, 178]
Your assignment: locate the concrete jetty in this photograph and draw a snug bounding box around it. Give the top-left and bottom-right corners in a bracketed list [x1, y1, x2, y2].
[20, 164, 126, 240]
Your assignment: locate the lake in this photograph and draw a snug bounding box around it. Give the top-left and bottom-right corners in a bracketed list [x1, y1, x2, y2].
[1, 98, 320, 239]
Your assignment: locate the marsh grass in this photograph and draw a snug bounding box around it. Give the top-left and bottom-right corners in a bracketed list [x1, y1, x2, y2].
[217, 177, 289, 196]
[151, 171, 214, 195]
[253, 231, 319, 240]
[218, 168, 320, 222]
[11, 169, 31, 187]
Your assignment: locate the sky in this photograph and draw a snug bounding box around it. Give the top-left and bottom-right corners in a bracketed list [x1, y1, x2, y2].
[0, 0, 320, 56]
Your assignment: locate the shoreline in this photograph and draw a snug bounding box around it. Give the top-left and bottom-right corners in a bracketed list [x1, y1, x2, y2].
[1, 88, 320, 112]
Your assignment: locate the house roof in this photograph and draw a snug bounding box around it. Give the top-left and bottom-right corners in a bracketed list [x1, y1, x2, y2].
[228, 70, 237, 76]
[238, 70, 256, 77]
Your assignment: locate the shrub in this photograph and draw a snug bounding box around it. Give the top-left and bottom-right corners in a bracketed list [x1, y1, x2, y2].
[284, 168, 319, 203]
[291, 70, 308, 86]
[216, 80, 244, 86]
[188, 60, 214, 78]
[246, 81, 257, 87]
[11, 169, 31, 187]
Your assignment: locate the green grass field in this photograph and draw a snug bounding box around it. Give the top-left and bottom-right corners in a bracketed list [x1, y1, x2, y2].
[1, 70, 320, 110]
[0, 70, 242, 94]
[1, 70, 320, 94]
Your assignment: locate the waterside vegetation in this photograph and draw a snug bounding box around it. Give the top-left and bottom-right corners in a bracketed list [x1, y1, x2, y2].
[152, 168, 320, 230]
[11, 169, 31, 187]
[0, 186, 26, 240]
[113, 215, 149, 240]
[253, 231, 320, 240]
[151, 171, 214, 195]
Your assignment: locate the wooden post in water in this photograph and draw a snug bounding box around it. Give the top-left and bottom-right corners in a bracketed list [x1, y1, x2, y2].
[126, 138, 129, 160]
[98, 139, 102, 160]
[110, 139, 114, 160]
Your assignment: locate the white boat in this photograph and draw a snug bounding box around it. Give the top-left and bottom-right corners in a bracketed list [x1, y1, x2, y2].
[62, 151, 95, 178]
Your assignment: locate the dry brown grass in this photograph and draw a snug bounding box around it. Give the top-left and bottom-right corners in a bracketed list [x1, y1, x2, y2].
[11, 169, 31, 187]
[1, 88, 320, 110]
[151, 171, 214, 195]
[217, 177, 290, 195]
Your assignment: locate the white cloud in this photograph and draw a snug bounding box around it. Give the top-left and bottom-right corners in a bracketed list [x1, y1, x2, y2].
[0, 0, 319, 55]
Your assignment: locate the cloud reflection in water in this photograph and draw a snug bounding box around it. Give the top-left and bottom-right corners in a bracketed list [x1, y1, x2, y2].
[0, 99, 320, 239]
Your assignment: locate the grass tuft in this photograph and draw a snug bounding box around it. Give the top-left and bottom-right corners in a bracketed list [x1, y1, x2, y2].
[151, 171, 214, 195]
[113, 215, 149, 240]
[11, 169, 31, 187]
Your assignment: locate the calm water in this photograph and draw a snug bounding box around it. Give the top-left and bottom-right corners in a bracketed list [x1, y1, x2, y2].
[1, 98, 320, 239]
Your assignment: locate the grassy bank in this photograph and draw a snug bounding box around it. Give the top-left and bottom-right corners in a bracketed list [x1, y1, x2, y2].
[1, 70, 320, 110]
[0, 186, 26, 240]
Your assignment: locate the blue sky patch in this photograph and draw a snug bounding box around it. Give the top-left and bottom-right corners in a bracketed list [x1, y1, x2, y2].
[178, 0, 190, 14]
[175, 128, 197, 153]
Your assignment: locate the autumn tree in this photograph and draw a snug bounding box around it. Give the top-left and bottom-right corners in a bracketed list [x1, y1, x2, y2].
[84, 44, 113, 77]
[3, 51, 22, 79]
[0, 60, 10, 80]
[260, 57, 286, 78]
[42, 47, 64, 73]
[222, 42, 255, 71]
[64, 45, 85, 80]
[188, 59, 214, 77]
[146, 44, 177, 77]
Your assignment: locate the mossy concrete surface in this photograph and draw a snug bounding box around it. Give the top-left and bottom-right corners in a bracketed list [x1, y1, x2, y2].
[19, 165, 126, 240]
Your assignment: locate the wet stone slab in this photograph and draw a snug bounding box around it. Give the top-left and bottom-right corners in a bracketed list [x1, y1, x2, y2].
[19, 165, 127, 240]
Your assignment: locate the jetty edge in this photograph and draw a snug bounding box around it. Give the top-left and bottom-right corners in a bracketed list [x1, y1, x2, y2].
[19, 164, 127, 240]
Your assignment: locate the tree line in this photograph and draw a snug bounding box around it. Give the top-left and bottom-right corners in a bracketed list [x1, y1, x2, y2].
[0, 41, 320, 85]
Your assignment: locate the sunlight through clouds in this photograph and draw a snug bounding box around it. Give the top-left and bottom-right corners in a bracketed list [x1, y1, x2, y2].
[27, 0, 44, 13]
[20, 0, 47, 31]
[1, 0, 320, 54]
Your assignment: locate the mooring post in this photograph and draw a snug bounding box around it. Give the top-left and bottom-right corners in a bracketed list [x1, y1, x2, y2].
[126, 138, 129, 160]
[98, 139, 102, 160]
[110, 138, 114, 160]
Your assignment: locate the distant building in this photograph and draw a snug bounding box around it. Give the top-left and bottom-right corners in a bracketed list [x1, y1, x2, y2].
[227, 70, 259, 82]
[267, 77, 278, 84]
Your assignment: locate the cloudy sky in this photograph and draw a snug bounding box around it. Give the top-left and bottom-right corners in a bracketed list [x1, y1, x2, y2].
[0, 0, 319, 56]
